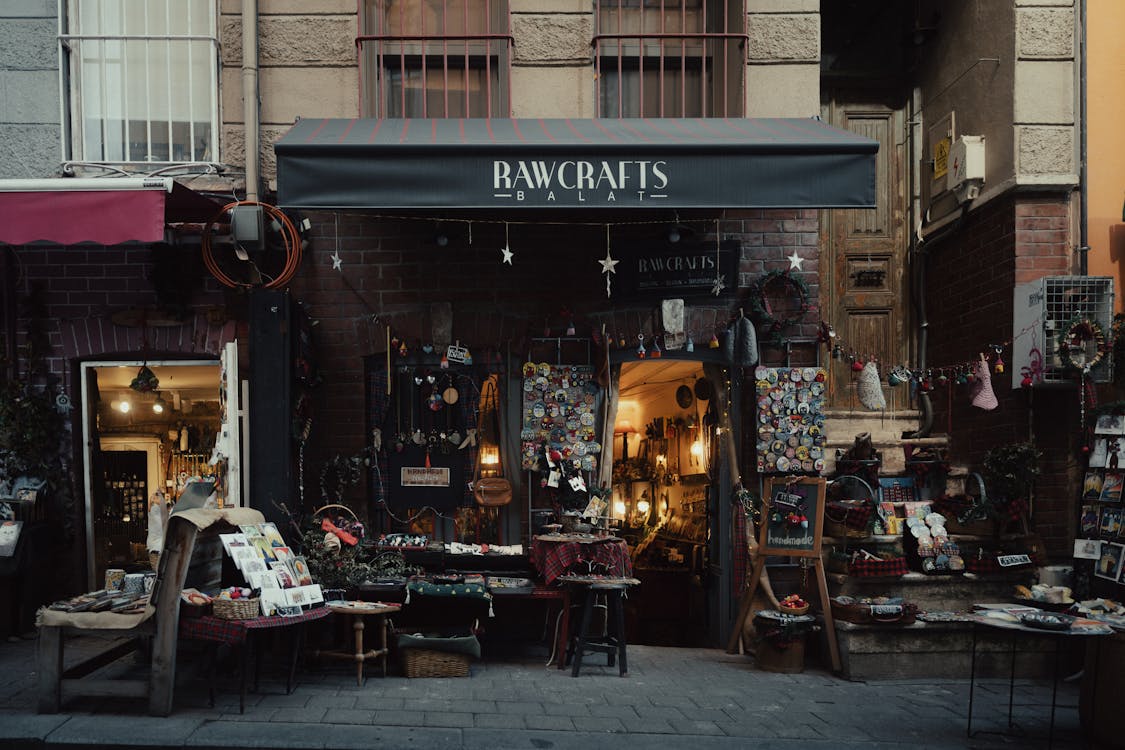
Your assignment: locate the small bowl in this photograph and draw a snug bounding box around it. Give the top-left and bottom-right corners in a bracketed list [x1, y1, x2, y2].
[779, 603, 810, 616]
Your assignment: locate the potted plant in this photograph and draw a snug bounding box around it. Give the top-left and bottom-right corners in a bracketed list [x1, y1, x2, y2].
[982, 441, 1041, 503]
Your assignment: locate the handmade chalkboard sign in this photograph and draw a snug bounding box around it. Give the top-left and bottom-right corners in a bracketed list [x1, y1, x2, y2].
[727, 475, 839, 672]
[760, 476, 826, 558]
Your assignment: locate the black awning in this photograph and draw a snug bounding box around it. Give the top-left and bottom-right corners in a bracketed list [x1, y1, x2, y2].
[274, 118, 877, 210]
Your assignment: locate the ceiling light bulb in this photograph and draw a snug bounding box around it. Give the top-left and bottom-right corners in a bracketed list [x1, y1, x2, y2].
[153, 395, 167, 414]
[614, 500, 627, 516]
[118, 400, 131, 414]
[636, 499, 650, 514]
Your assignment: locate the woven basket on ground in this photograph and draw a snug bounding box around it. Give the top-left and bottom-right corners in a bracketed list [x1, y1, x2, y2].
[212, 597, 260, 620]
[401, 649, 471, 678]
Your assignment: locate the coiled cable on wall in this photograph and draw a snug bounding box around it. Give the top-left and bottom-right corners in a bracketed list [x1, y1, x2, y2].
[202, 200, 303, 288]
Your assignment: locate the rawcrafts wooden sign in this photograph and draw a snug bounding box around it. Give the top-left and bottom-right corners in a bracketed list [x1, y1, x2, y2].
[759, 476, 826, 558]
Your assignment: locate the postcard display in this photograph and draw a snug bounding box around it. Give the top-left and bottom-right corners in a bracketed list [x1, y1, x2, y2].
[754, 366, 829, 474]
[220, 522, 323, 616]
[1080, 414, 1125, 584]
[519, 363, 602, 473]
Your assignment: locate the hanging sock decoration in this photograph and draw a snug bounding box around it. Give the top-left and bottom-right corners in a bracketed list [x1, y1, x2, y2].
[969, 354, 998, 410]
[857, 360, 886, 411]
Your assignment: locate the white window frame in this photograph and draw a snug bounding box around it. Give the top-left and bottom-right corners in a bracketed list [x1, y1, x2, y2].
[58, 0, 221, 167]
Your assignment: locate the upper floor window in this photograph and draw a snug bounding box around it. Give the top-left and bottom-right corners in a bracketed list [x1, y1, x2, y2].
[595, 0, 746, 118]
[359, 0, 511, 118]
[60, 0, 219, 165]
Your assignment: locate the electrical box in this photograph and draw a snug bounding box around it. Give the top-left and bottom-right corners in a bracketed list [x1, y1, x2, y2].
[1011, 276, 1114, 388]
[949, 135, 985, 202]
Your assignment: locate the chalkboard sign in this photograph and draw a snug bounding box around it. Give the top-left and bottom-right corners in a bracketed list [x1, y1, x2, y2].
[759, 477, 826, 558]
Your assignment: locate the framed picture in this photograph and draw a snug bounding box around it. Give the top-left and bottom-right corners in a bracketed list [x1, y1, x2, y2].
[1074, 538, 1101, 560]
[1096, 414, 1125, 435]
[1096, 542, 1125, 581]
[1101, 473, 1124, 503]
[759, 476, 826, 558]
[1081, 505, 1101, 536]
[1083, 471, 1105, 502]
[1101, 506, 1123, 537]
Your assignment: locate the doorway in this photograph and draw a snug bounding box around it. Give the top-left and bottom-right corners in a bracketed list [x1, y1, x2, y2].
[613, 360, 720, 646]
[80, 359, 231, 590]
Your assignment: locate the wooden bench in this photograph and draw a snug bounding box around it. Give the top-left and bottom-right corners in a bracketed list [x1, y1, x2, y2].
[37, 509, 261, 716]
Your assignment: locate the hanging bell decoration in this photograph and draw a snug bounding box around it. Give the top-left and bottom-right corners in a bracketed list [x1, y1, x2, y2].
[637, 334, 647, 359]
[850, 359, 864, 373]
[709, 333, 720, 349]
[651, 337, 662, 359]
[937, 372, 949, 387]
[399, 341, 408, 356]
[994, 357, 1005, 374]
[440, 354, 450, 369]
[686, 337, 695, 353]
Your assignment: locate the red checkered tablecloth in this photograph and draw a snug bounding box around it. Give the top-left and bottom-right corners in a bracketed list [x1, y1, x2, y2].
[531, 537, 632, 585]
[179, 606, 332, 645]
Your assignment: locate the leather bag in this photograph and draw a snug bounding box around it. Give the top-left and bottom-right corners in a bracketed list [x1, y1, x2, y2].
[473, 377, 512, 507]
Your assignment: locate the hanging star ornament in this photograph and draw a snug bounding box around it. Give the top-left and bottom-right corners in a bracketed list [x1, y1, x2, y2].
[500, 222, 513, 265]
[786, 250, 805, 271]
[330, 251, 343, 271]
[598, 248, 619, 275]
[599, 226, 618, 298]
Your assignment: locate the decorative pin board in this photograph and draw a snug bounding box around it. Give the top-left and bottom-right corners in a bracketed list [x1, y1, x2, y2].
[754, 366, 829, 474]
[519, 363, 601, 473]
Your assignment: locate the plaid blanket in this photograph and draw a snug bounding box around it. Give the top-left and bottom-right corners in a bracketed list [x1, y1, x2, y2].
[179, 605, 331, 645]
[848, 556, 908, 578]
[531, 537, 632, 585]
[825, 500, 875, 530]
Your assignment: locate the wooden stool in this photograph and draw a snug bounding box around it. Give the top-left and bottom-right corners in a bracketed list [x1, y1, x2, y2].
[570, 582, 628, 677]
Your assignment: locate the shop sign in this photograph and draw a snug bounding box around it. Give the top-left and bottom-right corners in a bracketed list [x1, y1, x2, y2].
[616, 240, 738, 298]
[401, 467, 450, 487]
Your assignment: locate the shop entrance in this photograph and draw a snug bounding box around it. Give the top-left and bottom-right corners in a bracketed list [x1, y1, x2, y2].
[79, 352, 240, 590]
[613, 360, 720, 647]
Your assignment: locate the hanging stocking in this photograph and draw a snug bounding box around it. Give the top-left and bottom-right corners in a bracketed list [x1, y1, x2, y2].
[969, 355, 998, 411]
[857, 361, 886, 410]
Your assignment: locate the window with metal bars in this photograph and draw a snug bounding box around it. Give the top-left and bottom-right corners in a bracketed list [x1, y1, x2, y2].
[60, 0, 219, 164]
[359, 0, 512, 118]
[595, 0, 746, 118]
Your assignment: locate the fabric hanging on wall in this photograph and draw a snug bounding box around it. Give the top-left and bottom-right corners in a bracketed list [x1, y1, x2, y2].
[597, 363, 622, 490]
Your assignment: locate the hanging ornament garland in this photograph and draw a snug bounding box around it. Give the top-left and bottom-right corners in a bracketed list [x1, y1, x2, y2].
[748, 270, 811, 341]
[1058, 317, 1107, 374]
[599, 224, 619, 298]
[710, 220, 726, 297]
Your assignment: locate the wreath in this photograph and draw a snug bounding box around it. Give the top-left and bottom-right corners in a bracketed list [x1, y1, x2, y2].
[748, 270, 811, 338]
[1058, 317, 1108, 373]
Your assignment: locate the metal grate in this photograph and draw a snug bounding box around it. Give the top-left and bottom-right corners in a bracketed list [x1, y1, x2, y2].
[358, 0, 512, 118]
[594, 0, 746, 118]
[1040, 276, 1114, 384]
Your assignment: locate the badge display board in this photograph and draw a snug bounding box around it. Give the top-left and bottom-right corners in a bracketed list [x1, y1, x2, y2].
[519, 363, 601, 473]
[753, 366, 828, 474]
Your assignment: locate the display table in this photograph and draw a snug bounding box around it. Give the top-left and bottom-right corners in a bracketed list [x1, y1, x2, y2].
[180, 606, 331, 713]
[531, 535, 632, 585]
[966, 605, 1112, 747]
[316, 601, 400, 685]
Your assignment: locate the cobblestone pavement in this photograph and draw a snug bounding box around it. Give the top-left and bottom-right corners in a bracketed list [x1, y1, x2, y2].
[0, 632, 1090, 749]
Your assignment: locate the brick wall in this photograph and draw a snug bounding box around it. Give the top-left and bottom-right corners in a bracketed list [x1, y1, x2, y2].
[288, 209, 821, 500]
[925, 193, 1079, 558]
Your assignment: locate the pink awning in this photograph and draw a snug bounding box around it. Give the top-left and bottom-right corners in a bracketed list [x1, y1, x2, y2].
[0, 181, 224, 245]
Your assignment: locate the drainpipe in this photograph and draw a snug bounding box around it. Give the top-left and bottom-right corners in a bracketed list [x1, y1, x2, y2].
[1078, 0, 1089, 274]
[904, 87, 934, 439]
[242, 0, 260, 201]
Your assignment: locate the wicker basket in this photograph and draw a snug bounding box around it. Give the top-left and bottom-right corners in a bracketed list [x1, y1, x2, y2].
[401, 648, 471, 678]
[778, 603, 810, 616]
[212, 597, 260, 620]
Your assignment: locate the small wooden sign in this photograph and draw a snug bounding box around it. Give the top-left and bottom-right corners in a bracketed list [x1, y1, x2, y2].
[760, 477, 826, 558]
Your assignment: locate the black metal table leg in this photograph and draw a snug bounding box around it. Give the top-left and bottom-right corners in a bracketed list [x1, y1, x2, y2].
[967, 624, 978, 737]
[1008, 631, 1017, 728]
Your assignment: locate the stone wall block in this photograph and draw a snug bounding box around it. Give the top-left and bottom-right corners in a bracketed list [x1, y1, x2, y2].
[512, 15, 591, 63]
[1, 19, 57, 70]
[746, 13, 819, 62]
[1017, 7, 1074, 59]
[1017, 125, 1074, 175]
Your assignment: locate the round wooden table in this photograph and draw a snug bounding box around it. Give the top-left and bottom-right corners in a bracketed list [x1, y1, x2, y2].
[318, 601, 400, 685]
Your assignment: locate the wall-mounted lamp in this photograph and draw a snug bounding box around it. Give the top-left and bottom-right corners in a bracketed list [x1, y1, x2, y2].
[117, 399, 132, 414]
[152, 394, 167, 414]
[480, 444, 500, 476]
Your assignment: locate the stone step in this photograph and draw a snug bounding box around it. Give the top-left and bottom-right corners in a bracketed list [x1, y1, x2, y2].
[828, 571, 1034, 612]
[822, 408, 949, 475]
[830, 619, 1066, 680]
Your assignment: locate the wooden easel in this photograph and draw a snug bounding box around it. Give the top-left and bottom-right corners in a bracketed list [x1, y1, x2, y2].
[726, 476, 840, 673]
